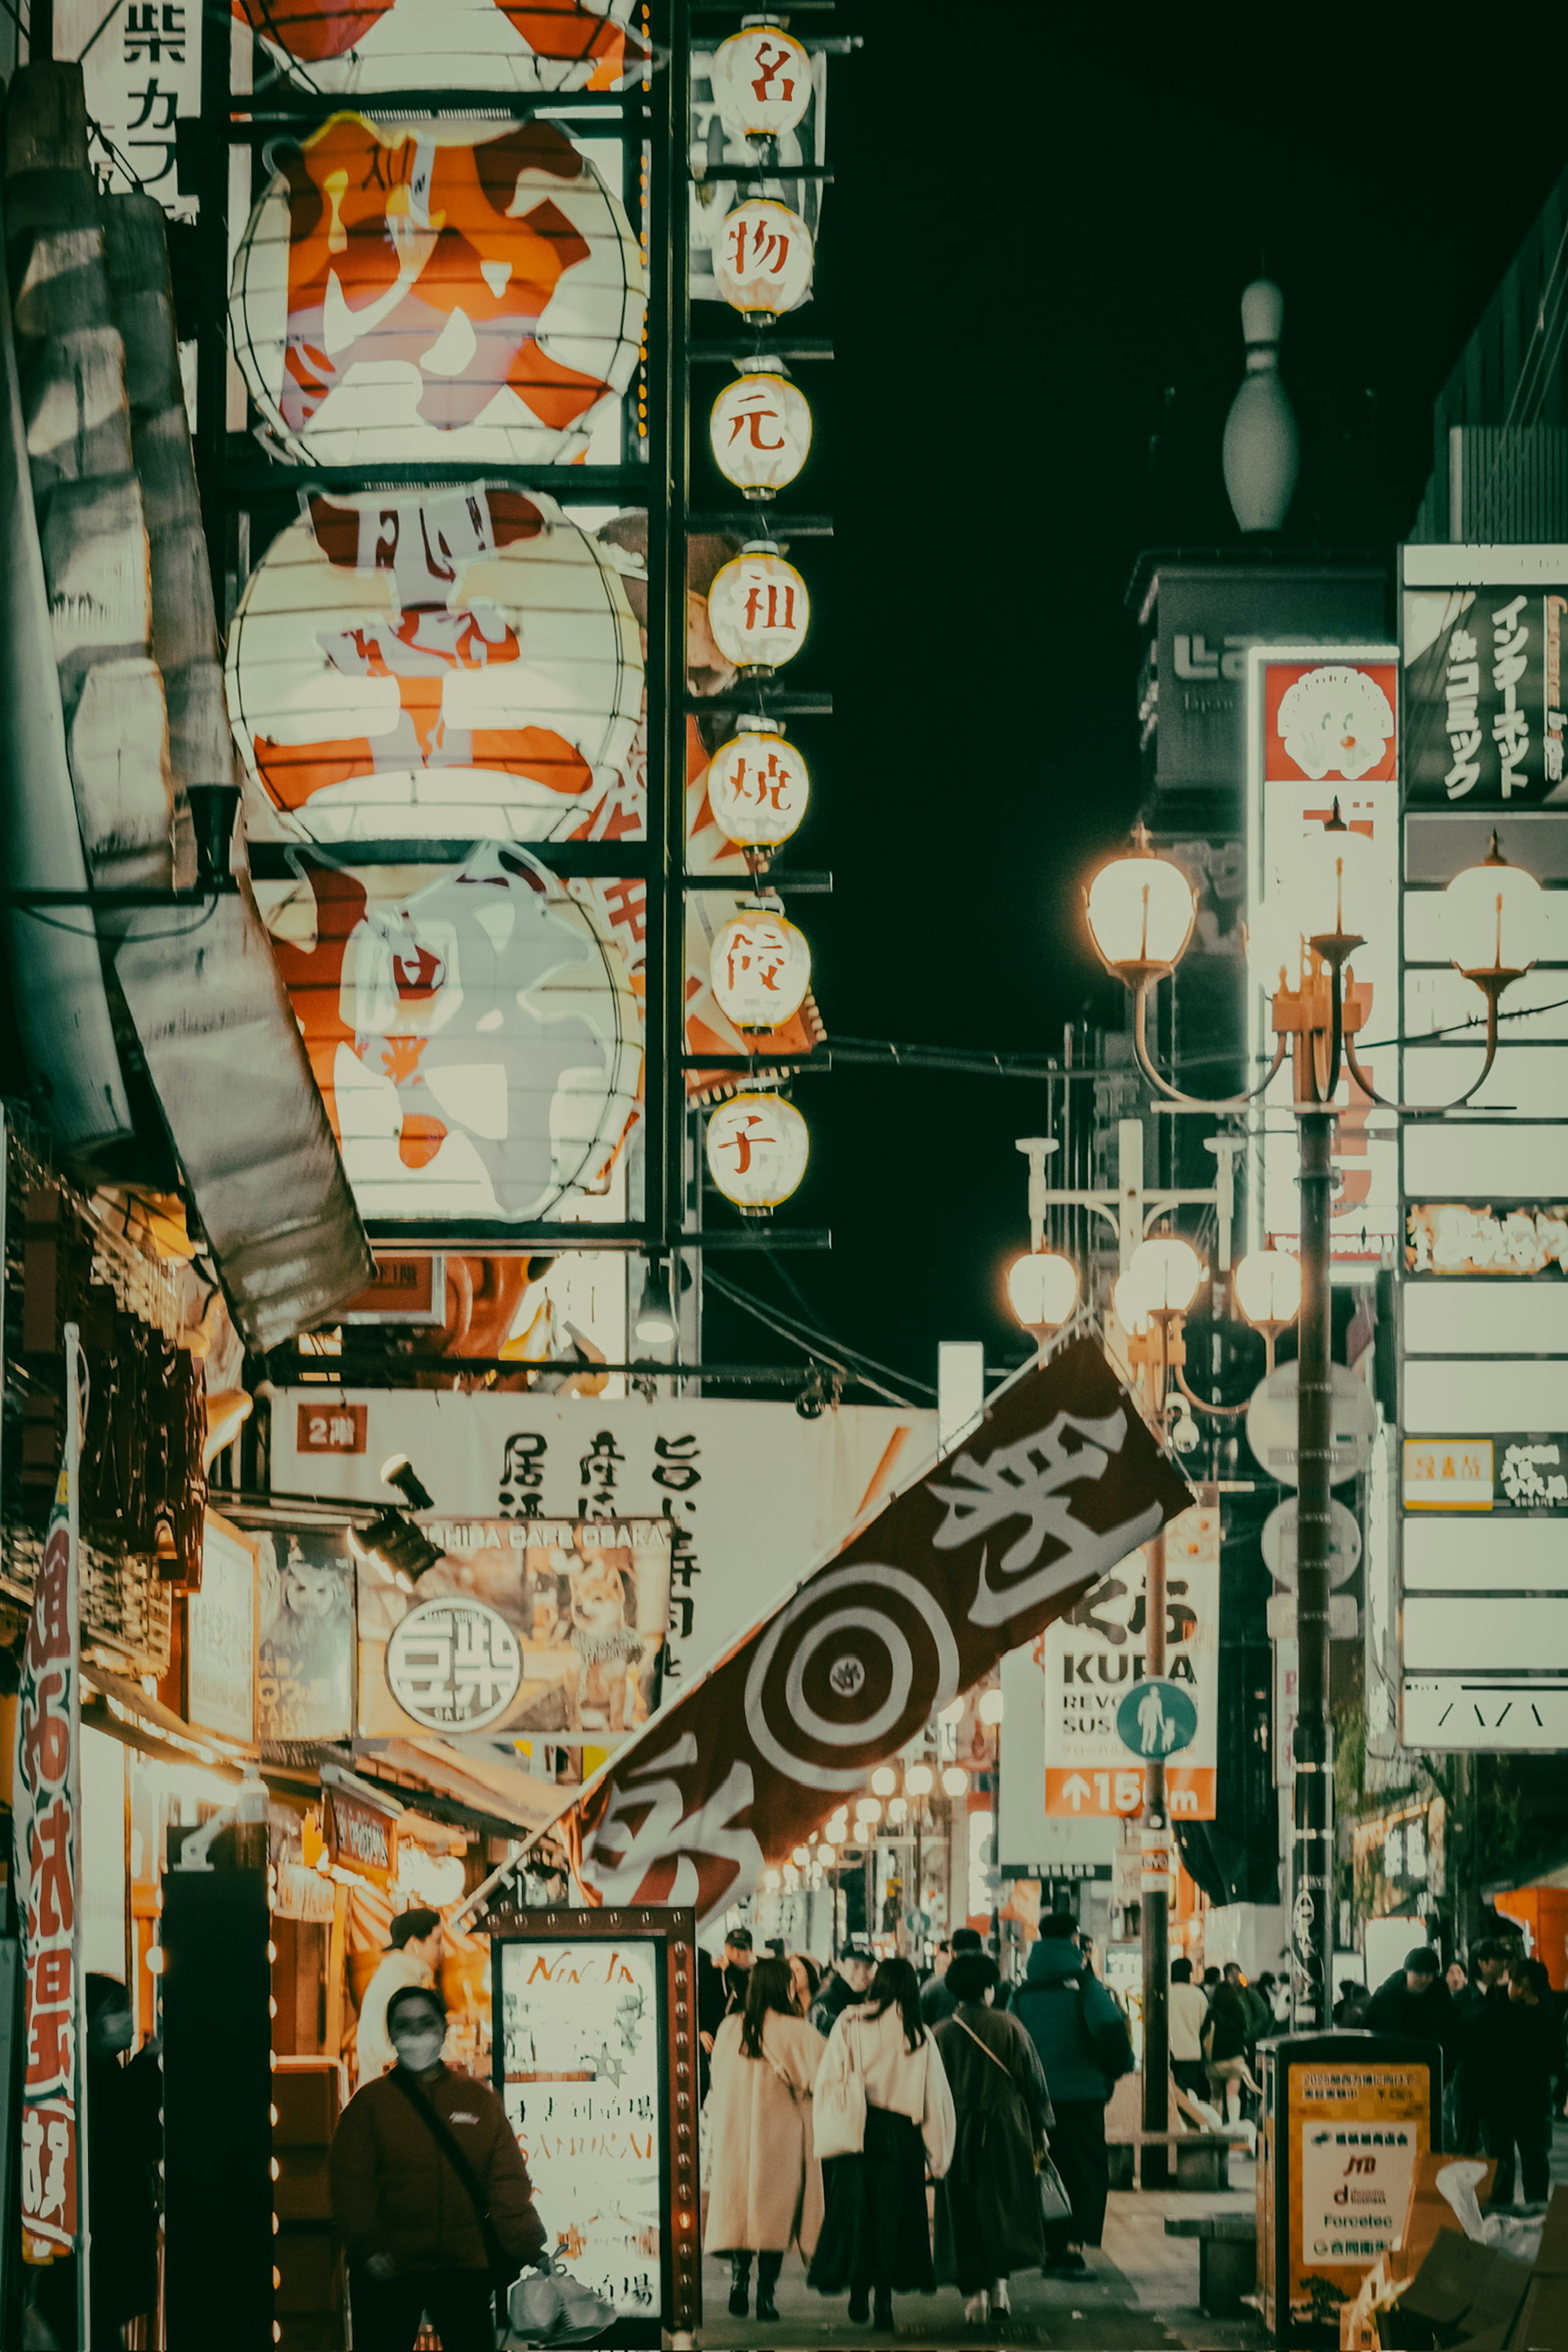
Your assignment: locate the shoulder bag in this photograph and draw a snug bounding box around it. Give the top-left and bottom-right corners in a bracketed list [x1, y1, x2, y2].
[812, 2014, 867, 2160]
[952, 2018, 1071, 2227]
[387, 2069, 518, 2299]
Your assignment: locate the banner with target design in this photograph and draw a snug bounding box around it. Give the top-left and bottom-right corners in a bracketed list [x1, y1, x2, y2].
[555, 1338, 1193, 1925]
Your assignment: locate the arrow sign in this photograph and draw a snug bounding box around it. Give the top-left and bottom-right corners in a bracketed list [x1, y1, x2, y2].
[1061, 1773, 1091, 1811]
[1115, 1676, 1198, 1758]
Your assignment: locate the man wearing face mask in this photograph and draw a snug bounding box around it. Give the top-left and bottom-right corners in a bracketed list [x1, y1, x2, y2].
[30, 1975, 162, 2349]
[331, 1985, 547, 2352]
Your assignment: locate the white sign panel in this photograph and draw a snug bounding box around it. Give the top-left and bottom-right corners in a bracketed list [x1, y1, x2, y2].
[1298, 2117, 1417, 2272]
[58, 0, 202, 219]
[188, 1513, 258, 1744]
[272, 1391, 934, 1692]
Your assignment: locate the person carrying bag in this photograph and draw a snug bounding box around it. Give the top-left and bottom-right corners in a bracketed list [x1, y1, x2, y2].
[330, 1985, 548, 2352]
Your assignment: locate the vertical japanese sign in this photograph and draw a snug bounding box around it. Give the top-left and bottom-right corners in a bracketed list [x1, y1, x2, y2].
[14, 1326, 85, 2265]
[1403, 584, 1568, 805]
[1247, 648, 1402, 1267]
[56, 0, 201, 220]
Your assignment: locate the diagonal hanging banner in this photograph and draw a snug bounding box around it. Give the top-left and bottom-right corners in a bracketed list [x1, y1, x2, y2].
[555, 1338, 1193, 1925]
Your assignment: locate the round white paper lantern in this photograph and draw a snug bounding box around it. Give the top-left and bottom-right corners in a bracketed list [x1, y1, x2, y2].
[709, 908, 811, 1029]
[234, 0, 648, 98]
[706, 1091, 809, 1212]
[707, 543, 810, 673]
[709, 22, 813, 140]
[709, 367, 812, 498]
[230, 113, 644, 468]
[711, 197, 813, 319]
[226, 484, 642, 843]
[705, 718, 809, 851]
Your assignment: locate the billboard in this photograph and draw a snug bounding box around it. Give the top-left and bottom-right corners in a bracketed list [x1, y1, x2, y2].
[1404, 581, 1568, 806]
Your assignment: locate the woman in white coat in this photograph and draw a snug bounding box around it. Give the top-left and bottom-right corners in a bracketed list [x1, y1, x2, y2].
[705, 1958, 826, 2322]
[808, 1957, 956, 2330]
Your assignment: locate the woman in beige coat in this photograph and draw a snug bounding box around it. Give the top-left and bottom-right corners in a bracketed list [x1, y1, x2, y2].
[706, 1958, 826, 2322]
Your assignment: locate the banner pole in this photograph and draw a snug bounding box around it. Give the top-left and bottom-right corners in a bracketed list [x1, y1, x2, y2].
[65, 1327, 85, 2352]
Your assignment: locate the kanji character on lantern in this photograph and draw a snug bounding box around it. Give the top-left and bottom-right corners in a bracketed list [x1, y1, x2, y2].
[706, 1091, 810, 1213]
[712, 197, 814, 319]
[710, 367, 813, 499]
[709, 22, 813, 140]
[706, 543, 810, 673]
[705, 719, 809, 850]
[708, 909, 811, 1028]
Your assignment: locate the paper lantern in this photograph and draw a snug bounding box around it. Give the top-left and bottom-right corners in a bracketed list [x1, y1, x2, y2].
[230, 114, 644, 468]
[704, 718, 809, 851]
[235, 0, 648, 97]
[709, 909, 811, 1029]
[706, 1091, 809, 1212]
[709, 367, 812, 499]
[711, 197, 813, 319]
[707, 543, 809, 673]
[227, 486, 642, 843]
[709, 22, 813, 140]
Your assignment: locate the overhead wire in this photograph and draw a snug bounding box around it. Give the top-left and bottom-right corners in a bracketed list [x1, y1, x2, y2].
[701, 1267, 931, 1408]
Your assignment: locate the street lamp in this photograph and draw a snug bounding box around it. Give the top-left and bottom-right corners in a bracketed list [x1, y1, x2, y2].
[1233, 1247, 1302, 1372]
[1085, 813, 1541, 2029]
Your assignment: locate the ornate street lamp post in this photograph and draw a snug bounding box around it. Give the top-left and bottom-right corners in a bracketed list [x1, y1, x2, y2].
[1085, 820, 1541, 2029]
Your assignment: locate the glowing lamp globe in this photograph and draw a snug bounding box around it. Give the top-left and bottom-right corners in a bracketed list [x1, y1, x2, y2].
[705, 1091, 809, 1213]
[1006, 1249, 1079, 1333]
[1444, 835, 1542, 980]
[870, 1765, 897, 1796]
[710, 367, 813, 499]
[230, 114, 644, 469]
[709, 22, 813, 139]
[904, 1763, 933, 1797]
[1112, 1270, 1151, 1334]
[1085, 840, 1196, 976]
[817, 1843, 836, 1867]
[709, 910, 812, 1029]
[712, 197, 814, 319]
[940, 1766, 968, 1798]
[1293, 806, 1381, 947]
[791, 1845, 810, 1866]
[705, 719, 809, 850]
[1127, 1237, 1206, 1314]
[707, 543, 810, 673]
[978, 1689, 1004, 1726]
[855, 1797, 881, 1824]
[1234, 1247, 1302, 1328]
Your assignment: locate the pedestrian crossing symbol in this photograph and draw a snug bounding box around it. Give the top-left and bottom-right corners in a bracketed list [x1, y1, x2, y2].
[1115, 1676, 1198, 1758]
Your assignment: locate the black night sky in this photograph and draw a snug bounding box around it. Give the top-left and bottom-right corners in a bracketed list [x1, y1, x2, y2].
[698, 16, 1568, 1404]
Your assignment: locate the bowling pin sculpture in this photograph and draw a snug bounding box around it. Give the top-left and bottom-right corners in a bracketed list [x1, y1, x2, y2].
[1223, 277, 1299, 533]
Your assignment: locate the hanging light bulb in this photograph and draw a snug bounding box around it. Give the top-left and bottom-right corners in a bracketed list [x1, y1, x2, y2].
[710, 366, 813, 499]
[709, 909, 812, 1029]
[633, 1257, 677, 1346]
[705, 717, 810, 851]
[712, 198, 814, 320]
[707, 542, 810, 673]
[706, 1091, 809, 1213]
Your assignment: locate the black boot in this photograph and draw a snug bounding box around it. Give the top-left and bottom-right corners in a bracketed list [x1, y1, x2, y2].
[847, 2285, 871, 2323]
[873, 2286, 893, 2330]
[756, 2252, 782, 2321]
[729, 2253, 752, 2317]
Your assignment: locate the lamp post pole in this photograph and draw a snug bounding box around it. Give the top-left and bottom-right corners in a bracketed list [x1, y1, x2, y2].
[1290, 1106, 1336, 2027]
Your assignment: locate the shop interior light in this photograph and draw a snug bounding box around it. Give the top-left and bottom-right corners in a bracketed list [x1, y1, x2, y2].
[1126, 1236, 1206, 1315]
[633, 1256, 678, 1347]
[1234, 1247, 1303, 1328]
[1084, 828, 1196, 978]
[977, 1689, 1004, 1726]
[1005, 1249, 1080, 1334]
[940, 1766, 968, 1797]
[903, 1762, 934, 1797]
[1444, 832, 1544, 980]
[870, 1764, 897, 1796]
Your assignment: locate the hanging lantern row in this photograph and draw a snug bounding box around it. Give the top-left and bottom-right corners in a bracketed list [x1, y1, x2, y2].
[709, 906, 811, 1030]
[709, 363, 812, 499]
[710, 21, 813, 142]
[705, 717, 808, 852]
[707, 540, 809, 674]
[712, 195, 814, 321]
[706, 1089, 809, 1213]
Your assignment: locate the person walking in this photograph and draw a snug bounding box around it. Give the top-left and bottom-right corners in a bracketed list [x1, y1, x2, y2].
[932, 1951, 1051, 2330]
[1012, 1914, 1133, 2278]
[808, 1940, 875, 2036]
[331, 1984, 546, 2352]
[1202, 1973, 1262, 2126]
[1478, 1958, 1560, 2206]
[355, 1907, 443, 2087]
[1364, 1947, 1457, 2064]
[808, 1956, 955, 2330]
[705, 1958, 826, 2323]
[920, 1927, 983, 2027]
[788, 1951, 823, 2016]
[1168, 1958, 1211, 2102]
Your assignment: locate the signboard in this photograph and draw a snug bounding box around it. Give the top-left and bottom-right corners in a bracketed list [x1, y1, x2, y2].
[256, 1525, 356, 1744]
[324, 1780, 399, 1886]
[492, 1911, 699, 2348]
[1403, 1434, 1568, 1510]
[1262, 1497, 1362, 1587]
[15, 1328, 84, 2263]
[272, 1391, 935, 1693]
[1404, 583, 1568, 806]
[1042, 1505, 1218, 1820]
[341, 1256, 447, 1324]
[1247, 647, 1401, 1268]
[187, 1514, 259, 1745]
[297, 1403, 368, 1455]
[997, 1643, 1114, 1875]
[360, 1517, 673, 1743]
[1115, 1677, 1196, 1757]
[57, 0, 202, 220]
[1246, 1362, 1379, 1487]
[1407, 1202, 1568, 1276]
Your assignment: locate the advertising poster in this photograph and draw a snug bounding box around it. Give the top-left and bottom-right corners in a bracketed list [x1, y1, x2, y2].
[359, 1516, 672, 1744]
[1285, 2060, 1430, 2328]
[256, 1526, 356, 1744]
[1403, 583, 1568, 806]
[1041, 1506, 1219, 1820]
[187, 1514, 259, 1744]
[495, 1936, 666, 2323]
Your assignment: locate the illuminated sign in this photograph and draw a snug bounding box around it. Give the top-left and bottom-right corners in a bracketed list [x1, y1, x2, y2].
[1406, 1201, 1568, 1276]
[1404, 583, 1568, 806]
[231, 116, 643, 467]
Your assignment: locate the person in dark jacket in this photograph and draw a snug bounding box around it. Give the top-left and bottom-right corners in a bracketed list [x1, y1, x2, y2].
[1477, 1958, 1561, 2205]
[1203, 1979, 1262, 2124]
[920, 1928, 982, 2027]
[1451, 1940, 1509, 2152]
[807, 1942, 875, 2036]
[932, 1953, 1052, 2328]
[1011, 1915, 1132, 2276]
[332, 1984, 546, 2352]
[1364, 1947, 1457, 2058]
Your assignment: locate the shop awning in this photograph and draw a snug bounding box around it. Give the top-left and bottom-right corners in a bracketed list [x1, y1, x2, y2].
[84, 1664, 253, 1781]
[345, 1737, 566, 1844]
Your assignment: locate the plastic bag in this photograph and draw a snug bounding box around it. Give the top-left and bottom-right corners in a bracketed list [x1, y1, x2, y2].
[506, 2259, 617, 2347]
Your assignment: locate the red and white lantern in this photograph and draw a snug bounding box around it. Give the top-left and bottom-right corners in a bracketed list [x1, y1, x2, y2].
[707, 542, 809, 673]
[709, 908, 811, 1029]
[705, 718, 809, 851]
[230, 114, 644, 467]
[709, 22, 813, 140]
[711, 197, 813, 319]
[706, 1091, 809, 1213]
[234, 0, 648, 99]
[709, 366, 812, 499]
